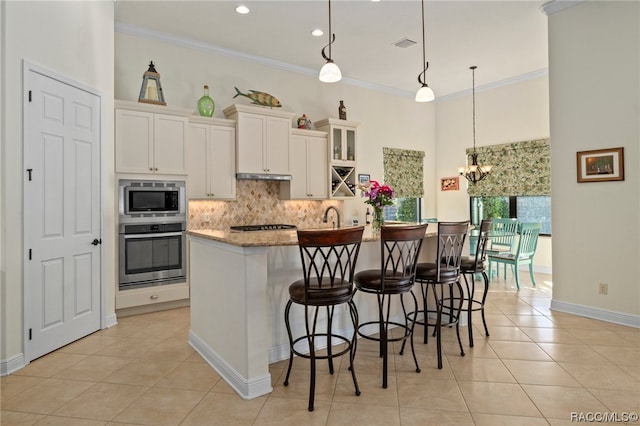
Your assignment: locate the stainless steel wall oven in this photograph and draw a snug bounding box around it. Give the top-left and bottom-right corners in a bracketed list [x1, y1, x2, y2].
[118, 179, 187, 290]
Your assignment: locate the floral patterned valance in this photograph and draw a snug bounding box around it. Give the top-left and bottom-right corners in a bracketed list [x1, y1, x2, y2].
[466, 139, 550, 197]
[383, 147, 425, 198]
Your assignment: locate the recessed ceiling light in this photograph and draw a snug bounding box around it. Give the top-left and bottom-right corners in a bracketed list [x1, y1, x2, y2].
[311, 29, 324, 37]
[235, 5, 250, 14]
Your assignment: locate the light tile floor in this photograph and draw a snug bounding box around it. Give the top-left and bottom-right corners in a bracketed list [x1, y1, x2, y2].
[2, 273, 639, 425]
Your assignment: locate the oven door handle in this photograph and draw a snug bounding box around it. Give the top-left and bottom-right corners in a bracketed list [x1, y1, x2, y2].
[123, 232, 183, 239]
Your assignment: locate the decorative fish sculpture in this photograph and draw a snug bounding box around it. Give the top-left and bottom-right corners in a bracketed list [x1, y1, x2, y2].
[233, 87, 282, 107]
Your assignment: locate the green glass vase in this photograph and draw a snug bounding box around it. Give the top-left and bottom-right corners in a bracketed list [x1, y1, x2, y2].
[198, 85, 215, 117]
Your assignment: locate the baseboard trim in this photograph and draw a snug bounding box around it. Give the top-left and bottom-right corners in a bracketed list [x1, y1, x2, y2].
[188, 330, 272, 399]
[105, 313, 118, 328]
[0, 353, 26, 376]
[550, 299, 640, 328]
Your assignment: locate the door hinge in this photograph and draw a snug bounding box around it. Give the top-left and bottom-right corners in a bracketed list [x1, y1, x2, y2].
[29, 90, 32, 102]
[28, 249, 32, 260]
[29, 328, 32, 340]
[26, 168, 33, 181]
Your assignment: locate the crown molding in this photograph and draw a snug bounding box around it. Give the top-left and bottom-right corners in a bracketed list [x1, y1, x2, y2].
[437, 68, 549, 102]
[540, 1, 585, 16]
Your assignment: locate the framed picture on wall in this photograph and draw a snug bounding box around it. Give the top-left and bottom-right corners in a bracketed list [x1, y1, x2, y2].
[440, 176, 459, 191]
[358, 174, 370, 185]
[576, 147, 624, 183]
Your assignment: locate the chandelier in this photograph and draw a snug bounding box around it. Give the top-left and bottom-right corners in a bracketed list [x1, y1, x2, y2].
[459, 65, 491, 184]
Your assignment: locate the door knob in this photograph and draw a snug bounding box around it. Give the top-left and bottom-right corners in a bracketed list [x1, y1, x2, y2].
[91, 238, 102, 246]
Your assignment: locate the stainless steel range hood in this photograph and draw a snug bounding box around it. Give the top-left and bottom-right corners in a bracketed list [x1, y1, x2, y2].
[235, 173, 292, 181]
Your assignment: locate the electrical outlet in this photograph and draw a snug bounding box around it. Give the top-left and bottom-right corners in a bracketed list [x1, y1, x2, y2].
[204, 213, 211, 222]
[598, 282, 608, 295]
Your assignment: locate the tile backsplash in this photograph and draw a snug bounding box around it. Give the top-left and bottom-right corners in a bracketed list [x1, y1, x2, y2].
[188, 180, 343, 230]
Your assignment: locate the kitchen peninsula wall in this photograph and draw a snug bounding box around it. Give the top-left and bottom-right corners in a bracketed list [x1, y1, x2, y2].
[188, 180, 342, 230]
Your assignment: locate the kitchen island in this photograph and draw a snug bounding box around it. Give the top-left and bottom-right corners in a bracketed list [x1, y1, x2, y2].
[187, 226, 437, 399]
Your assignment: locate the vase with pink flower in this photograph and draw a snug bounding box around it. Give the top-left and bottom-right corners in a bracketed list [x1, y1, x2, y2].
[357, 180, 394, 235]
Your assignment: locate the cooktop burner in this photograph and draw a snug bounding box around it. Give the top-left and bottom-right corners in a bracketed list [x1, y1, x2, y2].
[230, 224, 297, 232]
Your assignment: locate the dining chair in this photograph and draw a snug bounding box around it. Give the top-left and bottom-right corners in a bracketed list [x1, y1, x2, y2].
[459, 219, 492, 347]
[283, 226, 364, 411]
[408, 221, 469, 369]
[354, 223, 428, 389]
[487, 218, 519, 280]
[488, 222, 541, 289]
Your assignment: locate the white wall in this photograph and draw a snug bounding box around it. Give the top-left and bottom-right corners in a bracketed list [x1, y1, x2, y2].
[114, 31, 438, 224]
[547, 1, 639, 322]
[435, 76, 552, 272]
[1, 1, 115, 366]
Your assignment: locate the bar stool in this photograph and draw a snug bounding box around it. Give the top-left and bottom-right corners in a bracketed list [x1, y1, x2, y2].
[409, 221, 468, 369]
[283, 226, 364, 412]
[354, 223, 428, 388]
[460, 219, 492, 347]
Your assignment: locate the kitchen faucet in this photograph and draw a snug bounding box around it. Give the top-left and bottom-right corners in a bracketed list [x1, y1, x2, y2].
[322, 206, 341, 229]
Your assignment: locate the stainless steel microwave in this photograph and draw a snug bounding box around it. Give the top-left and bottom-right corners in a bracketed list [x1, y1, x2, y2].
[119, 179, 186, 221]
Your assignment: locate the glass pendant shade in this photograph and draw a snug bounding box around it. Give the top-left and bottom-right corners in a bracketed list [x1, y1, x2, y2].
[319, 60, 342, 83]
[415, 85, 435, 102]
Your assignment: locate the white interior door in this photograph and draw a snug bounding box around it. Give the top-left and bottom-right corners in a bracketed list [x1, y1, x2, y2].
[24, 67, 102, 361]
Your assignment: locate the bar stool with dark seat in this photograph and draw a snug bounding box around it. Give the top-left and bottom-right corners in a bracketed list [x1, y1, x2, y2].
[410, 221, 469, 369]
[460, 219, 492, 347]
[354, 223, 428, 388]
[283, 226, 364, 412]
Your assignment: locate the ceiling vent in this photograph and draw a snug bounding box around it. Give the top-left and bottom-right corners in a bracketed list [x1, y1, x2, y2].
[393, 38, 417, 48]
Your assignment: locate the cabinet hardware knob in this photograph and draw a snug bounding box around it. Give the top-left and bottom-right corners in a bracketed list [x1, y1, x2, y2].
[150, 294, 159, 300]
[149, 167, 153, 171]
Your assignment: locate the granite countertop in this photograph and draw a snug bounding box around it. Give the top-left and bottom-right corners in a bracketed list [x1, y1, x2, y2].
[187, 225, 437, 247]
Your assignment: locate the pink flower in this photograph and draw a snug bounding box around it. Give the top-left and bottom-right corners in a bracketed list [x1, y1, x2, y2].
[357, 180, 394, 210]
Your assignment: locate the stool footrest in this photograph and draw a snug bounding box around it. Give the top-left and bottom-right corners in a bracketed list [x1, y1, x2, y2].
[356, 320, 412, 343]
[290, 333, 353, 360]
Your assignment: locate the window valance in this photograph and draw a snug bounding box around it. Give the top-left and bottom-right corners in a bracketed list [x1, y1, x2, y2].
[383, 147, 425, 198]
[466, 139, 550, 197]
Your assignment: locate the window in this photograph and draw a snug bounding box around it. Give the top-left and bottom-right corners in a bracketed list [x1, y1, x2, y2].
[465, 138, 551, 235]
[382, 147, 425, 224]
[470, 196, 552, 235]
[384, 197, 421, 223]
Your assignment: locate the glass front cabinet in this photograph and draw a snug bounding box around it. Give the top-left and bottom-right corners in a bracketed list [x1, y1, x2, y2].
[314, 118, 359, 198]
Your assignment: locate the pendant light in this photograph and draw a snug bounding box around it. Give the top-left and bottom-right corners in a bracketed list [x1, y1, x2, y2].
[459, 66, 492, 183]
[319, 0, 342, 83]
[415, 0, 435, 102]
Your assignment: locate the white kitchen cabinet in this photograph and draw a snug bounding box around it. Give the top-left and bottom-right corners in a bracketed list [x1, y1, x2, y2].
[280, 129, 328, 200]
[188, 118, 237, 199]
[314, 118, 360, 198]
[115, 100, 190, 175]
[223, 104, 296, 176]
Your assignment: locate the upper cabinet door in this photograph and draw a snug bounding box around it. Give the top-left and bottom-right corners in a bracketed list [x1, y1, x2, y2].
[154, 114, 188, 175]
[187, 123, 210, 198]
[115, 109, 154, 174]
[264, 116, 291, 175]
[208, 126, 236, 199]
[236, 113, 266, 174]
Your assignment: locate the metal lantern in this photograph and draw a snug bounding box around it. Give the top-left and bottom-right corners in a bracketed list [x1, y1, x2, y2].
[138, 61, 166, 106]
